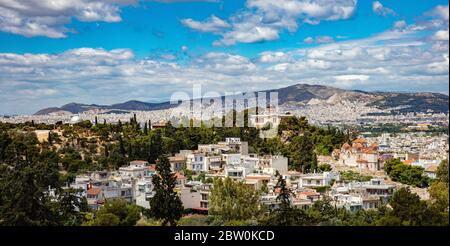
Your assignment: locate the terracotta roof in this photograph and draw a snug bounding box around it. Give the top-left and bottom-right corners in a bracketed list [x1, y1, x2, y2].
[87, 187, 101, 196]
[175, 172, 186, 180]
[342, 143, 351, 149]
[245, 176, 271, 181]
[357, 159, 368, 163]
[353, 143, 363, 149]
[370, 143, 378, 148]
[169, 156, 186, 162]
[299, 191, 319, 196]
[353, 138, 367, 144]
[402, 160, 414, 165]
[363, 149, 377, 154]
[130, 160, 148, 166]
[148, 164, 156, 172]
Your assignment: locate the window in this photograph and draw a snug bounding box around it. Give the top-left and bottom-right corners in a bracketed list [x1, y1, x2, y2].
[200, 202, 208, 208]
[201, 194, 208, 200]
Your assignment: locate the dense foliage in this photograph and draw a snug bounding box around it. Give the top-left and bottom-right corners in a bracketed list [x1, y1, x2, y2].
[209, 177, 262, 221]
[0, 130, 88, 225]
[384, 158, 429, 187]
[84, 199, 141, 226]
[340, 170, 373, 182]
[1, 120, 447, 226]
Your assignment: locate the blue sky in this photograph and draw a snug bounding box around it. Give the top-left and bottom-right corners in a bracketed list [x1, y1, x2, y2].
[0, 0, 448, 114]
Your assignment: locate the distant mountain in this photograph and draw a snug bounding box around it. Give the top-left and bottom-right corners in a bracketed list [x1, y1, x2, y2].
[34, 84, 449, 115]
[34, 100, 179, 115]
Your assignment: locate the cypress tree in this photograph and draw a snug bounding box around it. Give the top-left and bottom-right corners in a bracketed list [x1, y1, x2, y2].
[149, 155, 183, 226]
[48, 131, 53, 145]
[104, 144, 109, 157]
[118, 120, 123, 132]
[119, 136, 126, 157]
[95, 116, 98, 125]
[143, 122, 148, 135]
[311, 153, 318, 173]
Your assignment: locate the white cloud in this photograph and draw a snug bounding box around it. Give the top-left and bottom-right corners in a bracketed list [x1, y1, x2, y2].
[214, 25, 279, 46]
[334, 74, 369, 81]
[393, 20, 407, 29]
[183, 0, 357, 46]
[304, 37, 314, 44]
[181, 15, 230, 33]
[304, 35, 335, 44]
[0, 0, 134, 38]
[1, 5, 449, 114]
[372, 1, 396, 16]
[433, 29, 449, 41]
[427, 5, 449, 21]
[258, 51, 291, 63]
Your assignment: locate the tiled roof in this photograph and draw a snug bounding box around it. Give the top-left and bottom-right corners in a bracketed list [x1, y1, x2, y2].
[87, 187, 101, 196]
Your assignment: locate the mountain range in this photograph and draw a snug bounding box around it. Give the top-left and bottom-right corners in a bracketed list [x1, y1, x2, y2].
[34, 84, 449, 115]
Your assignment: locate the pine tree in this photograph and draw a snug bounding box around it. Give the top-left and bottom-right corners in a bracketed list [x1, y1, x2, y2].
[149, 155, 183, 226]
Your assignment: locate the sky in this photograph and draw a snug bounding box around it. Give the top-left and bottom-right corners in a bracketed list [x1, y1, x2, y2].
[0, 0, 448, 115]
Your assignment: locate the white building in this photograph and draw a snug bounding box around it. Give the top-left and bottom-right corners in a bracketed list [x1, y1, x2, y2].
[299, 172, 339, 188]
[186, 152, 207, 172]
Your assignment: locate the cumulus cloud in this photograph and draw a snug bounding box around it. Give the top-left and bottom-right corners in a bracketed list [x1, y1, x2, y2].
[213, 25, 279, 46]
[0, 0, 135, 38]
[183, 0, 357, 46]
[304, 35, 335, 44]
[372, 1, 396, 16]
[181, 15, 230, 33]
[433, 29, 449, 41]
[1, 4, 449, 114]
[258, 51, 291, 63]
[393, 20, 407, 30]
[2, 23, 448, 114]
[427, 5, 449, 21]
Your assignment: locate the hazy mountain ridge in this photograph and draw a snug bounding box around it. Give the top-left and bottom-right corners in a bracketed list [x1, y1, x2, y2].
[34, 84, 449, 115]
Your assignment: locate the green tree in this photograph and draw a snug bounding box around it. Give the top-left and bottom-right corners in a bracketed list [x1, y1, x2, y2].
[209, 177, 261, 221]
[149, 155, 183, 226]
[262, 171, 308, 226]
[318, 163, 332, 172]
[86, 199, 141, 226]
[384, 158, 429, 187]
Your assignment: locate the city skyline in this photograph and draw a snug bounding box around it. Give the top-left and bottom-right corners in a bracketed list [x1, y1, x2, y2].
[0, 0, 449, 114]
